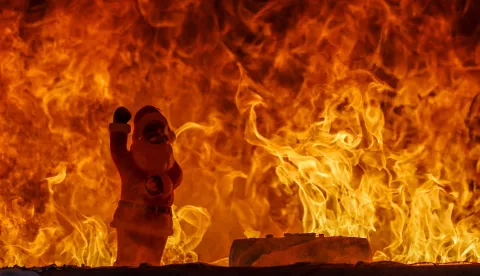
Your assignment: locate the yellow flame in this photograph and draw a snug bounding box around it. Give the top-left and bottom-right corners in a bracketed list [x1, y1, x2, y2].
[1, 0, 480, 267]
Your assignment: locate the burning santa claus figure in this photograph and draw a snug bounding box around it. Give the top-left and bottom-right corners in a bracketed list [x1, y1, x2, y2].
[108, 105, 182, 266]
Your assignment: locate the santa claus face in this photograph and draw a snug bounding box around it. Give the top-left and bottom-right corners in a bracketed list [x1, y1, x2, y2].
[133, 111, 176, 145]
[131, 112, 176, 175]
[142, 120, 169, 144]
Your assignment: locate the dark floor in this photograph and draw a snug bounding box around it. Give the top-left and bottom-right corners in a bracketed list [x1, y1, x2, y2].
[3, 262, 480, 276]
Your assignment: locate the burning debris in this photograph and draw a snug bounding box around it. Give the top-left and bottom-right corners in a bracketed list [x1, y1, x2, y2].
[229, 233, 372, 267]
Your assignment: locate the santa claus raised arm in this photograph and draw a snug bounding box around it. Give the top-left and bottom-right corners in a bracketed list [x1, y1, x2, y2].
[108, 105, 183, 266]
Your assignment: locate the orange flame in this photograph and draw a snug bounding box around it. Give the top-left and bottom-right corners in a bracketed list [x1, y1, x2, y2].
[1, 0, 480, 266]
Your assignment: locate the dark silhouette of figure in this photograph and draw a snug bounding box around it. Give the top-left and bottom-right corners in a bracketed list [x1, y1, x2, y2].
[109, 106, 182, 266]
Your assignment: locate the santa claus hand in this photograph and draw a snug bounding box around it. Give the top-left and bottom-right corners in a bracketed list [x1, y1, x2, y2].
[113, 107, 132, 124]
[145, 175, 164, 196]
[144, 175, 173, 198]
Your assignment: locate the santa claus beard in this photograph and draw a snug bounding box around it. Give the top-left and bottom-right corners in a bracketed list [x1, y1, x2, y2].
[130, 139, 175, 175]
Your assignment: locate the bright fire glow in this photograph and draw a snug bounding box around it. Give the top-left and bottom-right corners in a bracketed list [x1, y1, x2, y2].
[1, 0, 480, 267]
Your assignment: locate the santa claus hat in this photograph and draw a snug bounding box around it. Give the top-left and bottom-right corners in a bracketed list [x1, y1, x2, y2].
[134, 105, 160, 123]
[132, 105, 175, 142]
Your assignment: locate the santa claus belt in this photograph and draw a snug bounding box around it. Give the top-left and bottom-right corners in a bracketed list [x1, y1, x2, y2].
[118, 200, 172, 215]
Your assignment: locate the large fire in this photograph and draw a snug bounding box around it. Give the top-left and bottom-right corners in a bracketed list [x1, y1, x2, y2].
[1, 0, 480, 267]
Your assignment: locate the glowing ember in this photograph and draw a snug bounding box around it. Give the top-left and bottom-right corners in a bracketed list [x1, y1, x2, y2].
[0, 0, 479, 267]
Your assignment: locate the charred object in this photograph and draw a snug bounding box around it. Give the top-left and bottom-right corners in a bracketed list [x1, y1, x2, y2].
[229, 233, 372, 267]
